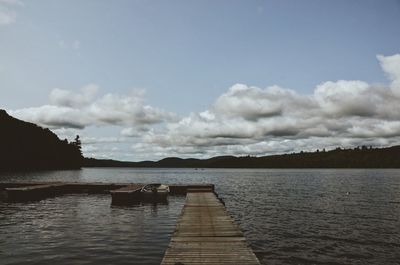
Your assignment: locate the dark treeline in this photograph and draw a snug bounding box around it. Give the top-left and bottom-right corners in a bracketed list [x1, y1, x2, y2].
[0, 109, 83, 171]
[84, 146, 400, 168]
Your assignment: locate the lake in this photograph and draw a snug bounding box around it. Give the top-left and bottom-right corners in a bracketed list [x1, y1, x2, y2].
[1, 168, 400, 264]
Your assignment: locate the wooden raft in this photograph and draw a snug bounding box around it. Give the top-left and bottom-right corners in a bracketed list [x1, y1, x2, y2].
[161, 191, 260, 265]
[5, 183, 67, 202]
[110, 184, 144, 205]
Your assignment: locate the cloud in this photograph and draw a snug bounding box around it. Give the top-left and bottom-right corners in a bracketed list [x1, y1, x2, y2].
[134, 54, 400, 158]
[87, 92, 178, 126]
[80, 136, 135, 160]
[214, 83, 317, 121]
[49, 84, 98, 108]
[0, 0, 23, 5]
[377, 54, 400, 96]
[8, 54, 400, 160]
[0, 0, 22, 26]
[10, 85, 177, 130]
[11, 105, 88, 129]
[213, 84, 283, 120]
[0, 7, 15, 25]
[81, 136, 126, 145]
[121, 126, 150, 137]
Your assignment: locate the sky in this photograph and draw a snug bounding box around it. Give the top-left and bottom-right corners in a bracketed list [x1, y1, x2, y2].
[1, 0, 400, 161]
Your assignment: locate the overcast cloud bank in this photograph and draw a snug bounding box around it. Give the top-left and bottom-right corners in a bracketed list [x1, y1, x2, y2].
[9, 54, 400, 160]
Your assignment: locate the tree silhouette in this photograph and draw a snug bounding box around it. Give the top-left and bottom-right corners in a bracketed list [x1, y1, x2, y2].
[0, 110, 83, 171]
[72, 135, 82, 155]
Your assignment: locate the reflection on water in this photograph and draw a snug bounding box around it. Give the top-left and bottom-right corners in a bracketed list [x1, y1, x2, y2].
[1, 168, 400, 264]
[0, 194, 184, 265]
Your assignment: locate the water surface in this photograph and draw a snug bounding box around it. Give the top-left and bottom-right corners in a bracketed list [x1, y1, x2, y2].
[1, 168, 400, 264]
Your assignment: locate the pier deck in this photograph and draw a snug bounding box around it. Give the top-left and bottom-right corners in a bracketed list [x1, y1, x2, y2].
[0, 182, 214, 202]
[5, 183, 66, 202]
[110, 184, 144, 205]
[161, 191, 260, 265]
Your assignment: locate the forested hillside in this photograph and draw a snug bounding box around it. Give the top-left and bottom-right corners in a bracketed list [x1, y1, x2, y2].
[0, 109, 83, 171]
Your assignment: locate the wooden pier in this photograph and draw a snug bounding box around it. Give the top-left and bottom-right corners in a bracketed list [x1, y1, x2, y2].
[1, 181, 259, 264]
[0, 182, 214, 202]
[161, 190, 260, 265]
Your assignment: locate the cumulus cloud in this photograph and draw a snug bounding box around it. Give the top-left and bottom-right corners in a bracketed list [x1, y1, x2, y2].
[135, 54, 400, 158]
[121, 126, 150, 137]
[8, 54, 400, 160]
[11, 105, 88, 129]
[88, 93, 177, 126]
[49, 84, 98, 108]
[314, 80, 374, 117]
[377, 54, 400, 95]
[10, 85, 177, 130]
[81, 136, 126, 145]
[213, 84, 283, 120]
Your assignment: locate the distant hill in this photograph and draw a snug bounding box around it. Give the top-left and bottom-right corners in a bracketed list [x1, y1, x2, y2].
[83, 146, 400, 168]
[0, 109, 83, 171]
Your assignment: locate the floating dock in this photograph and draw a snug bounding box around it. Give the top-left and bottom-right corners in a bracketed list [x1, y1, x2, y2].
[0, 182, 214, 202]
[161, 190, 261, 265]
[5, 183, 66, 202]
[110, 184, 144, 205]
[1, 182, 127, 202]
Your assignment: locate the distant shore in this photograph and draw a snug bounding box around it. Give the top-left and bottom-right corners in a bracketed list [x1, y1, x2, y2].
[83, 145, 400, 168]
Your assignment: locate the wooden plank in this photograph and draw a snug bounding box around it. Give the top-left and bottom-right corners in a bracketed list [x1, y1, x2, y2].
[5, 183, 67, 202]
[110, 184, 143, 193]
[169, 184, 214, 195]
[161, 191, 260, 265]
[110, 184, 144, 205]
[0, 182, 218, 204]
[0, 182, 214, 195]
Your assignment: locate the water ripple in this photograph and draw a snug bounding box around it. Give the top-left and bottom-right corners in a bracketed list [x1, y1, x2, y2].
[1, 168, 400, 264]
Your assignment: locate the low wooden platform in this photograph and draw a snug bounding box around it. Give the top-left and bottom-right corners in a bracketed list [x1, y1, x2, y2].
[110, 184, 144, 205]
[161, 191, 260, 265]
[5, 183, 67, 202]
[0, 182, 214, 202]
